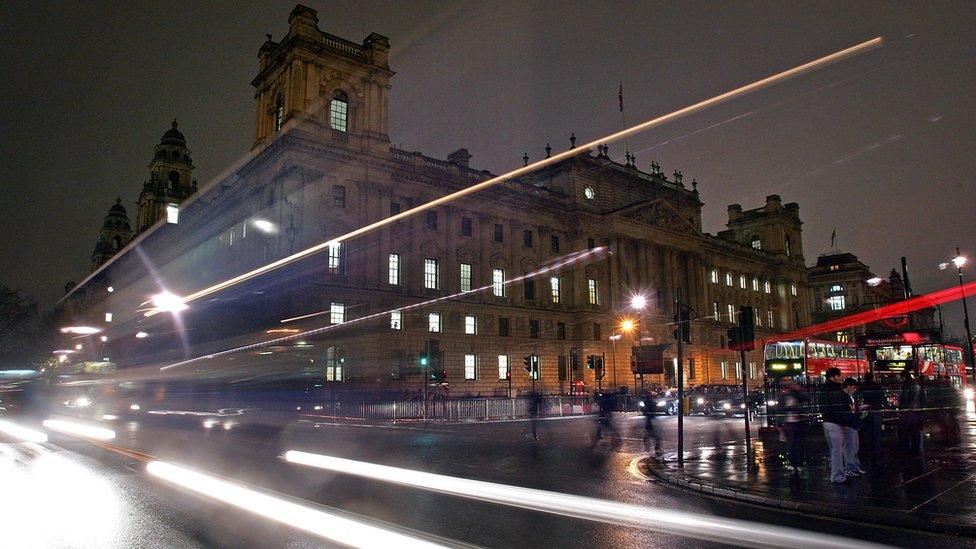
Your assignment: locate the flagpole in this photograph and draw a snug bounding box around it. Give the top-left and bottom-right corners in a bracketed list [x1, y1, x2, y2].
[619, 82, 629, 158]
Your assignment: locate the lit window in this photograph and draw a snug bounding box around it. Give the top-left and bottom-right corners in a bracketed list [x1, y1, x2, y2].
[828, 284, 845, 310]
[388, 253, 400, 285]
[166, 203, 179, 224]
[735, 362, 741, 380]
[104, 312, 113, 323]
[587, 278, 600, 305]
[785, 237, 792, 257]
[727, 304, 735, 322]
[751, 236, 762, 250]
[749, 362, 757, 379]
[464, 315, 477, 335]
[273, 93, 284, 132]
[713, 301, 719, 321]
[424, 258, 438, 289]
[325, 346, 343, 382]
[492, 269, 505, 297]
[330, 302, 345, 324]
[764, 280, 771, 294]
[726, 273, 733, 287]
[752, 277, 759, 292]
[428, 313, 441, 332]
[755, 307, 761, 326]
[390, 311, 402, 330]
[460, 263, 472, 292]
[710, 269, 718, 284]
[790, 283, 798, 296]
[328, 242, 341, 273]
[329, 90, 348, 132]
[464, 354, 477, 380]
[498, 355, 509, 380]
[721, 361, 728, 380]
[767, 309, 774, 327]
[550, 277, 560, 303]
[836, 331, 849, 343]
[739, 275, 746, 289]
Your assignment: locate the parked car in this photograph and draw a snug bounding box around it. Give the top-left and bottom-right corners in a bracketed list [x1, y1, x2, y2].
[716, 389, 764, 417]
[687, 384, 740, 416]
[638, 388, 678, 415]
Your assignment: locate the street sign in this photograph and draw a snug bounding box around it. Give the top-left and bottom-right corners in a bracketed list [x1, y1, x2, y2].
[856, 330, 941, 348]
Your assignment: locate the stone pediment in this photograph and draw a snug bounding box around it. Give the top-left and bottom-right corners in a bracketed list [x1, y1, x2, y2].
[621, 199, 699, 235]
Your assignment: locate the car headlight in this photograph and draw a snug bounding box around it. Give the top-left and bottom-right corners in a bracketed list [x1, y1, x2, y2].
[75, 397, 91, 408]
[722, 402, 731, 410]
[696, 398, 704, 404]
[766, 399, 777, 407]
[638, 401, 646, 408]
[656, 400, 666, 407]
[129, 403, 141, 411]
[965, 388, 974, 401]
[740, 404, 746, 409]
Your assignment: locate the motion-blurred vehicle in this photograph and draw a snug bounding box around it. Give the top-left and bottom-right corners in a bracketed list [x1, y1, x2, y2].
[638, 388, 678, 415]
[688, 384, 739, 416]
[716, 389, 764, 417]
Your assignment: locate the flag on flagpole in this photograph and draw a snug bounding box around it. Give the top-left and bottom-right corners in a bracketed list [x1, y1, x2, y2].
[830, 228, 836, 248]
[618, 83, 624, 113]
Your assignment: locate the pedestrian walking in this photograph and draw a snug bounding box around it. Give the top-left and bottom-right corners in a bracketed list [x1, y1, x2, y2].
[898, 370, 925, 454]
[778, 377, 808, 472]
[529, 390, 543, 441]
[859, 372, 886, 464]
[640, 390, 663, 459]
[591, 391, 620, 447]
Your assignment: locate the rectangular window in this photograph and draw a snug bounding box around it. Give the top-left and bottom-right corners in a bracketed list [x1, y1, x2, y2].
[499, 317, 510, 337]
[498, 355, 509, 380]
[749, 362, 757, 379]
[550, 235, 559, 254]
[768, 309, 774, 328]
[558, 356, 567, 381]
[688, 358, 696, 379]
[790, 283, 798, 296]
[587, 237, 595, 250]
[713, 301, 720, 322]
[739, 275, 747, 289]
[330, 302, 345, 324]
[721, 361, 728, 380]
[460, 216, 472, 237]
[726, 273, 734, 287]
[587, 278, 600, 305]
[755, 307, 762, 326]
[727, 304, 736, 322]
[464, 315, 477, 335]
[390, 311, 402, 330]
[104, 312, 113, 323]
[426, 210, 438, 230]
[764, 280, 771, 294]
[428, 313, 441, 332]
[329, 98, 348, 132]
[550, 277, 560, 303]
[328, 242, 342, 273]
[592, 322, 601, 341]
[388, 253, 400, 285]
[459, 263, 472, 292]
[464, 354, 477, 380]
[523, 230, 533, 248]
[166, 203, 179, 224]
[523, 278, 535, 300]
[557, 322, 566, 340]
[424, 258, 438, 289]
[492, 269, 505, 297]
[710, 269, 718, 284]
[390, 202, 401, 216]
[735, 361, 742, 380]
[529, 319, 540, 339]
[332, 185, 346, 208]
[493, 223, 503, 242]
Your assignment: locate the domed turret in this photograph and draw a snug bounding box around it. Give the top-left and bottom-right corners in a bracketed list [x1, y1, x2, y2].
[91, 198, 134, 272]
[137, 120, 197, 232]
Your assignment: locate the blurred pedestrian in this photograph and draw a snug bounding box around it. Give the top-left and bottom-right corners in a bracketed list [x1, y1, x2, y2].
[822, 368, 861, 483]
[591, 391, 620, 447]
[842, 378, 865, 478]
[640, 390, 663, 459]
[529, 390, 543, 441]
[779, 377, 808, 472]
[898, 370, 925, 454]
[859, 372, 886, 464]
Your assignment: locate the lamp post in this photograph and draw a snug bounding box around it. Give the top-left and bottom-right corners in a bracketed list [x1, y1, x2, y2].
[609, 334, 622, 390]
[941, 248, 975, 385]
[619, 318, 637, 393]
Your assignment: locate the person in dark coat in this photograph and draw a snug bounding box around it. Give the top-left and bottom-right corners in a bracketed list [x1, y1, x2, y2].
[859, 372, 886, 464]
[898, 371, 925, 454]
[779, 377, 808, 472]
[821, 368, 850, 483]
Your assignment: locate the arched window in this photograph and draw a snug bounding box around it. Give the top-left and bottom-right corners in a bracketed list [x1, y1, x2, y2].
[273, 93, 285, 132]
[330, 89, 348, 132]
[168, 170, 180, 189]
[750, 236, 762, 250]
[113, 235, 122, 251]
[325, 345, 344, 382]
[827, 284, 845, 311]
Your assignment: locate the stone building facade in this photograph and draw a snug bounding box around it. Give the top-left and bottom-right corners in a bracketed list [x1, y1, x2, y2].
[63, 5, 812, 395]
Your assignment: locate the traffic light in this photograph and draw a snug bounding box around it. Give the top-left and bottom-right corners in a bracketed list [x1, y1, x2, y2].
[419, 353, 428, 367]
[737, 306, 755, 351]
[570, 347, 581, 370]
[674, 308, 692, 344]
[428, 339, 441, 369]
[523, 355, 533, 373]
[586, 354, 596, 369]
[594, 355, 605, 380]
[523, 355, 539, 379]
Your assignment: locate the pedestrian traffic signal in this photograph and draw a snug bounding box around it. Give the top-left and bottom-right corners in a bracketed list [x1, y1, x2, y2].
[429, 369, 447, 383]
[419, 354, 428, 367]
[523, 355, 539, 379]
[737, 306, 755, 351]
[594, 355, 605, 380]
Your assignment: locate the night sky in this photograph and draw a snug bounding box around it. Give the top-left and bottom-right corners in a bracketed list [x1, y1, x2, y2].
[1, 1, 973, 336]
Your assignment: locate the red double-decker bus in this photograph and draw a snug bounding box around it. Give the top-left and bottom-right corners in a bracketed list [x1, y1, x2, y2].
[872, 343, 968, 389]
[763, 338, 865, 381]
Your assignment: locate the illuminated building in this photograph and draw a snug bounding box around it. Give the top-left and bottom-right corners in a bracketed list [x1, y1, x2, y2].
[63, 5, 812, 393]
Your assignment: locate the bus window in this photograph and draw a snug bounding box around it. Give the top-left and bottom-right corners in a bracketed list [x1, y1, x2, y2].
[826, 345, 836, 358]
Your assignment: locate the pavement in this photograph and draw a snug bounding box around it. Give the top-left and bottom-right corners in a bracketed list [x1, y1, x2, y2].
[2, 410, 974, 547]
[641, 412, 976, 537]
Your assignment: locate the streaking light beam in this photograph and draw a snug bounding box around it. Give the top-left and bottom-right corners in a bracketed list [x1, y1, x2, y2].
[284, 451, 885, 549]
[146, 461, 447, 549]
[0, 419, 48, 443]
[153, 37, 882, 312]
[42, 419, 115, 441]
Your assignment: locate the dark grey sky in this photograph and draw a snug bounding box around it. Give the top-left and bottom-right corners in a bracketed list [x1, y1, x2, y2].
[1, 1, 974, 336]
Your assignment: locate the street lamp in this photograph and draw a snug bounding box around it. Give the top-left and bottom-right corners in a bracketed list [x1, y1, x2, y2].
[609, 334, 622, 389]
[941, 248, 975, 384]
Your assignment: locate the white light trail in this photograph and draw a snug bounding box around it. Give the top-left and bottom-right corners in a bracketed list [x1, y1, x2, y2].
[0, 419, 48, 443]
[284, 451, 885, 549]
[146, 461, 448, 548]
[147, 37, 881, 312]
[59, 326, 102, 335]
[43, 419, 116, 441]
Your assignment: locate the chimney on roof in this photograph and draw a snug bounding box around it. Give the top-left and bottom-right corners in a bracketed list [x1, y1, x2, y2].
[288, 4, 319, 39]
[727, 203, 742, 222]
[765, 194, 782, 210]
[447, 148, 472, 168]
